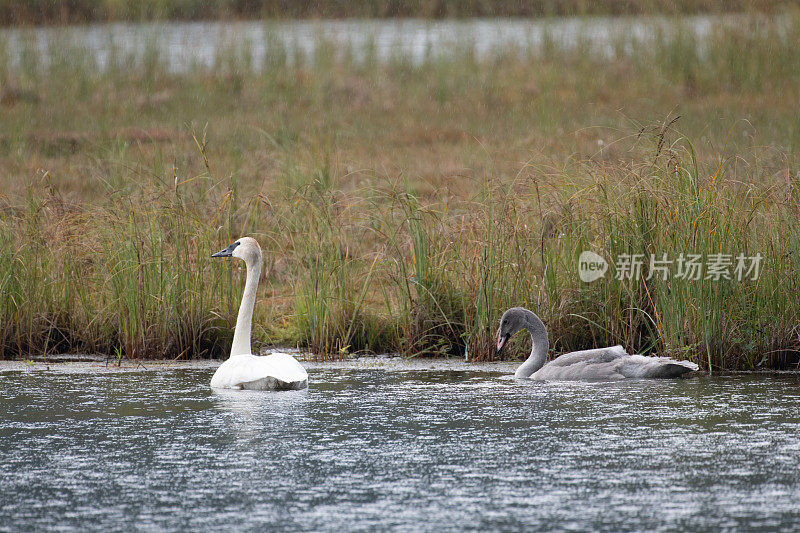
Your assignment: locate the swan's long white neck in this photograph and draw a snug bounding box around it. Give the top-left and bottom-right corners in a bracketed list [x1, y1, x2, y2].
[514, 310, 550, 379]
[230, 252, 261, 357]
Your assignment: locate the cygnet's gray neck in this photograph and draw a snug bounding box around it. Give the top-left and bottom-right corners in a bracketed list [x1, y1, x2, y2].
[513, 309, 549, 379]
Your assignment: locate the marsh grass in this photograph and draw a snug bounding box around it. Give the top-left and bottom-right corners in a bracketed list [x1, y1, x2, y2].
[0, 184, 237, 359]
[1, 14, 800, 368]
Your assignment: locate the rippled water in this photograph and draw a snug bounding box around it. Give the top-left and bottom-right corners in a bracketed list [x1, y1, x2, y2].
[2, 368, 800, 531]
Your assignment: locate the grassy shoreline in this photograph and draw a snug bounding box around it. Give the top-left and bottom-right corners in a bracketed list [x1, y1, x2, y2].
[2, 15, 799, 369]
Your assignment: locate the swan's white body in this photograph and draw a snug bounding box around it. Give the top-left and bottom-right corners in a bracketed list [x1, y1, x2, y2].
[210, 352, 308, 390]
[211, 237, 308, 391]
[497, 307, 699, 381]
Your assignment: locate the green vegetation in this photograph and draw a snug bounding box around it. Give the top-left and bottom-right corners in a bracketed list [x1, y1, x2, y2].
[0, 0, 790, 25]
[1, 14, 799, 369]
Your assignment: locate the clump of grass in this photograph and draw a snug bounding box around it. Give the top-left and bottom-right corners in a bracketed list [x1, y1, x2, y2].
[0, 179, 251, 359]
[520, 133, 800, 370]
[289, 178, 388, 357]
[394, 190, 467, 358]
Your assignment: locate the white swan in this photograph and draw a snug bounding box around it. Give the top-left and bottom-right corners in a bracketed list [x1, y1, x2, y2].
[210, 237, 308, 390]
[496, 307, 699, 380]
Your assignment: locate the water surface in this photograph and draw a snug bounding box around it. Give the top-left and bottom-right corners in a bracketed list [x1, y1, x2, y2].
[1, 15, 751, 71]
[2, 368, 800, 531]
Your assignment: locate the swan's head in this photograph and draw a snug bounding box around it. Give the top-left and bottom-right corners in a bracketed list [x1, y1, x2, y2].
[496, 307, 528, 355]
[212, 236, 262, 264]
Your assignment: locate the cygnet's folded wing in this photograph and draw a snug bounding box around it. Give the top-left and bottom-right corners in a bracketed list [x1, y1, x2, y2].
[618, 355, 699, 379]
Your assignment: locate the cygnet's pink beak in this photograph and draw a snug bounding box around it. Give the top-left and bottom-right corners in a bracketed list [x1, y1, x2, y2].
[496, 333, 510, 355]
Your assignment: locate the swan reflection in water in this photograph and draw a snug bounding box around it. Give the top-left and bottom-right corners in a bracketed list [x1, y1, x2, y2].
[212, 386, 310, 437]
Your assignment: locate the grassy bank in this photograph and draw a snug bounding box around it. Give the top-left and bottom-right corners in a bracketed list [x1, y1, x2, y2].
[0, 0, 790, 26]
[2, 15, 800, 369]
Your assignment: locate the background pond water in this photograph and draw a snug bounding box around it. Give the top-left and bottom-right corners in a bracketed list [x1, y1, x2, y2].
[2, 368, 800, 531]
[1, 15, 748, 71]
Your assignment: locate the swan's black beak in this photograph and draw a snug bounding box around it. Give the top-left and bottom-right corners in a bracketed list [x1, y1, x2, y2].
[212, 242, 239, 258]
[496, 333, 510, 356]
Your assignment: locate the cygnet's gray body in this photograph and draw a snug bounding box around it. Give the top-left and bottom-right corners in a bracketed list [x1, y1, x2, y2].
[497, 307, 698, 380]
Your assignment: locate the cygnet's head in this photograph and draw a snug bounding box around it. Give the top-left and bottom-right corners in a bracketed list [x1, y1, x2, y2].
[496, 307, 529, 355]
[212, 236, 262, 265]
